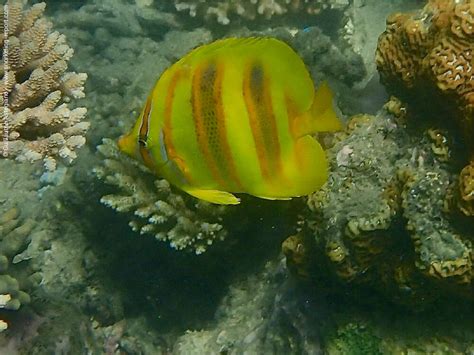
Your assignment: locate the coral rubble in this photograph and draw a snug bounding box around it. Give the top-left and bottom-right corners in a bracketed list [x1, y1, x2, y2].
[0, 1, 88, 170]
[94, 139, 229, 254]
[304, 103, 473, 305]
[174, 0, 349, 25]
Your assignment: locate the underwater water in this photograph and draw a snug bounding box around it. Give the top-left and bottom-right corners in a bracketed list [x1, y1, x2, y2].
[1, 0, 474, 353]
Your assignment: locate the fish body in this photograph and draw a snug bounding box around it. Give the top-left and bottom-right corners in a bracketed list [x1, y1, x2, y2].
[118, 37, 342, 205]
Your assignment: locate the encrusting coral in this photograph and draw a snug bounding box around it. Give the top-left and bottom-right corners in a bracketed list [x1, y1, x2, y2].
[0, 207, 35, 332]
[174, 0, 349, 25]
[302, 101, 473, 305]
[0, 1, 88, 171]
[94, 139, 229, 254]
[455, 160, 474, 216]
[375, 0, 474, 217]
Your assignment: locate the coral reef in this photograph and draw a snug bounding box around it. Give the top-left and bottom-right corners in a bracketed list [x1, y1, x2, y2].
[375, 0, 474, 153]
[0, 207, 34, 332]
[3, 0, 472, 352]
[94, 139, 229, 254]
[173, 259, 322, 354]
[52, 0, 211, 146]
[325, 322, 382, 355]
[341, 0, 423, 78]
[454, 160, 474, 216]
[324, 316, 474, 354]
[53, 0, 180, 39]
[173, 0, 349, 25]
[0, 1, 88, 170]
[305, 103, 474, 305]
[291, 26, 366, 87]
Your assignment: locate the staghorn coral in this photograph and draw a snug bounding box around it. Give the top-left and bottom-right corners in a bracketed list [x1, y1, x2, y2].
[94, 138, 229, 254]
[375, 0, 474, 152]
[0, 1, 88, 171]
[174, 0, 349, 25]
[305, 103, 474, 305]
[0, 207, 35, 332]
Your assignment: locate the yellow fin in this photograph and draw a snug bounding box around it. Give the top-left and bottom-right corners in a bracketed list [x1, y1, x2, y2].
[255, 195, 292, 201]
[313, 107, 343, 132]
[292, 81, 342, 137]
[311, 81, 343, 132]
[183, 188, 240, 205]
[312, 81, 334, 115]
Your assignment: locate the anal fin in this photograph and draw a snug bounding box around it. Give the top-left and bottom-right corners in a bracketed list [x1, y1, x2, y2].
[184, 188, 240, 205]
[255, 195, 292, 201]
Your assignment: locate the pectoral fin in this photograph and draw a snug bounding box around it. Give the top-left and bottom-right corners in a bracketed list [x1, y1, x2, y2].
[183, 188, 240, 205]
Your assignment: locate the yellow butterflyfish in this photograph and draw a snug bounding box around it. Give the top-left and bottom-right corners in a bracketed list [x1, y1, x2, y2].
[118, 37, 342, 205]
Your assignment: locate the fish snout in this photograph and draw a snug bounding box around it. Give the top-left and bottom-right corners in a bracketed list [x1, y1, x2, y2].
[117, 133, 137, 157]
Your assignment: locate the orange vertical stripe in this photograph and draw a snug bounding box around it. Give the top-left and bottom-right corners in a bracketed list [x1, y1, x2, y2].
[262, 75, 283, 176]
[213, 61, 243, 190]
[243, 66, 270, 181]
[286, 95, 307, 170]
[192, 61, 243, 190]
[163, 70, 192, 183]
[192, 62, 226, 188]
[242, 61, 283, 183]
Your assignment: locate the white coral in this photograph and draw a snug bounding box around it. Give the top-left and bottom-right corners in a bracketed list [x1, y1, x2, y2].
[0, 1, 88, 170]
[94, 139, 229, 254]
[174, 0, 349, 24]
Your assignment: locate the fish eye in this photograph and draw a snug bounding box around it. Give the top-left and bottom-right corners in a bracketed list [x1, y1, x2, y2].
[138, 138, 147, 147]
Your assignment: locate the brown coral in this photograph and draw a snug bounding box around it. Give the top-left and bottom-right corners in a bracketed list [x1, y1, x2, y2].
[455, 159, 474, 216]
[0, 1, 88, 170]
[376, 0, 474, 224]
[305, 109, 474, 306]
[376, 0, 474, 153]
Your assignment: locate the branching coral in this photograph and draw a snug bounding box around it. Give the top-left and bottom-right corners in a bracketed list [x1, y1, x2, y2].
[304, 104, 473, 305]
[0, 207, 34, 332]
[174, 0, 349, 25]
[0, 1, 88, 171]
[94, 139, 229, 254]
